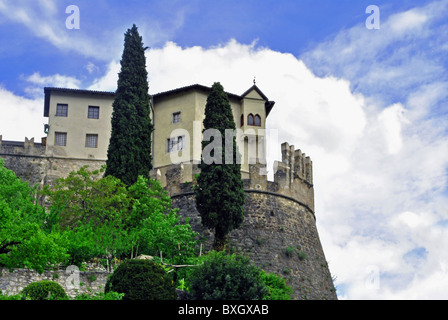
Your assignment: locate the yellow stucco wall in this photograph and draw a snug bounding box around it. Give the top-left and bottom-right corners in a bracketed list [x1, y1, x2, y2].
[44, 86, 270, 177]
[45, 92, 114, 160]
[153, 90, 198, 168]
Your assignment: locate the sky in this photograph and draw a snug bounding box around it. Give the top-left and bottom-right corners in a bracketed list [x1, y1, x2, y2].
[1, 0, 448, 300]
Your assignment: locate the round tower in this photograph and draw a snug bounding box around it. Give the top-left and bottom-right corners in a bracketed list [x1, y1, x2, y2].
[152, 141, 337, 300]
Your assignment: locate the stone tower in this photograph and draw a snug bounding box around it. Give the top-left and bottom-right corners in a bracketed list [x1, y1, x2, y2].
[151, 142, 337, 300]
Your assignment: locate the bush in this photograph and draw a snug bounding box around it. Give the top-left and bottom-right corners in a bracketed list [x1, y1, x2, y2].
[74, 291, 124, 300]
[260, 271, 293, 300]
[188, 251, 268, 300]
[105, 259, 176, 300]
[21, 280, 67, 300]
[0, 292, 23, 300]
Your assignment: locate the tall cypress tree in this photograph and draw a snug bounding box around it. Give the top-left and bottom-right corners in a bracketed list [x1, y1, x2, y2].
[105, 25, 153, 186]
[195, 82, 245, 251]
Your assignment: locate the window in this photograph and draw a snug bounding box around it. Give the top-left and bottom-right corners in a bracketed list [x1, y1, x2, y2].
[240, 114, 244, 127]
[173, 112, 181, 124]
[254, 114, 261, 126]
[88, 106, 100, 119]
[248, 114, 254, 126]
[56, 104, 68, 117]
[167, 138, 175, 153]
[177, 136, 185, 151]
[167, 135, 185, 152]
[55, 132, 67, 146]
[85, 134, 98, 148]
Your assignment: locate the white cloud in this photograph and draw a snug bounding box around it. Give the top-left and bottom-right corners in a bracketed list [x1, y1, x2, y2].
[25, 72, 81, 88]
[377, 103, 407, 154]
[300, 0, 448, 300]
[301, 0, 448, 108]
[23, 72, 81, 98]
[88, 61, 120, 92]
[0, 87, 45, 141]
[389, 8, 429, 34]
[0, 0, 114, 60]
[85, 62, 100, 75]
[0, 1, 193, 62]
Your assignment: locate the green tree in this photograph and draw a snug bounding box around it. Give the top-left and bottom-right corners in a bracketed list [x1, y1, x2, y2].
[42, 166, 199, 267]
[0, 160, 69, 273]
[127, 176, 199, 264]
[41, 166, 132, 266]
[41, 166, 131, 230]
[105, 24, 153, 186]
[194, 82, 245, 251]
[188, 251, 268, 300]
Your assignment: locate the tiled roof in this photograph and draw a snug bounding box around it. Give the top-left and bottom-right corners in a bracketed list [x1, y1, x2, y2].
[44, 83, 275, 117]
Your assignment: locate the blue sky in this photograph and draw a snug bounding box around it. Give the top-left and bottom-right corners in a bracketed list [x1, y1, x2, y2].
[1, 0, 448, 300]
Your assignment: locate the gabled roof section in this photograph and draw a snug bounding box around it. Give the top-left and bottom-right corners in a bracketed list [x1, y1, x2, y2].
[43, 83, 276, 117]
[152, 83, 242, 102]
[241, 84, 269, 101]
[241, 84, 276, 117]
[44, 87, 115, 117]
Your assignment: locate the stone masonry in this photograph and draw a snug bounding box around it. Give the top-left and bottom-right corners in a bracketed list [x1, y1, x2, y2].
[152, 142, 337, 300]
[0, 266, 110, 298]
[0, 136, 106, 187]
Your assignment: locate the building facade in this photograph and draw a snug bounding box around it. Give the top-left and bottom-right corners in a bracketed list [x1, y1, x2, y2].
[43, 84, 275, 178]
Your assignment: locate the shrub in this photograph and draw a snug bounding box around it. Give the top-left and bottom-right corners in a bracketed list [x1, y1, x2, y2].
[284, 245, 307, 260]
[105, 259, 176, 300]
[188, 251, 268, 300]
[0, 292, 23, 300]
[21, 280, 67, 300]
[74, 291, 124, 300]
[284, 246, 295, 257]
[260, 271, 293, 300]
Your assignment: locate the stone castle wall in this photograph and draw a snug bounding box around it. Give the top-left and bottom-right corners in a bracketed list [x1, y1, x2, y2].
[151, 142, 336, 300]
[0, 267, 110, 298]
[0, 137, 337, 300]
[0, 136, 106, 187]
[171, 192, 336, 300]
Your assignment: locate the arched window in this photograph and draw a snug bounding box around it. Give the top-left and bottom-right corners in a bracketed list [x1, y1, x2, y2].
[254, 114, 261, 126]
[177, 136, 184, 151]
[240, 114, 244, 127]
[248, 114, 254, 126]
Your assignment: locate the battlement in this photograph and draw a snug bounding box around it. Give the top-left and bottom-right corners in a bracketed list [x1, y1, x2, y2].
[150, 142, 315, 213]
[0, 135, 46, 157]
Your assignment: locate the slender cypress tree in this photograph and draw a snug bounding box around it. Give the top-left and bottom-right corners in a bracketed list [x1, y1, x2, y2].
[195, 82, 245, 251]
[105, 25, 153, 186]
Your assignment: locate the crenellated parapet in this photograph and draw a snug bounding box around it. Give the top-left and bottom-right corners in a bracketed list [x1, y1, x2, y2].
[0, 136, 46, 157]
[246, 142, 314, 213]
[150, 141, 315, 214]
[274, 142, 314, 211]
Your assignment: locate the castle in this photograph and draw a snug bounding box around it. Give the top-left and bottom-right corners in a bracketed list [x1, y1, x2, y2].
[0, 83, 337, 300]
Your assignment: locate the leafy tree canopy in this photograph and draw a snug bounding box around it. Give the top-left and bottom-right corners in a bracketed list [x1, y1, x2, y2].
[0, 159, 69, 273]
